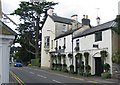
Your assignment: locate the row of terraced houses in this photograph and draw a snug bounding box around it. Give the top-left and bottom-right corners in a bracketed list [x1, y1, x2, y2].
[41, 8, 120, 76]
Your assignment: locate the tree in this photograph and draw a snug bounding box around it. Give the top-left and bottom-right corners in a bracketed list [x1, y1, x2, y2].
[11, 1, 57, 61]
[113, 15, 120, 35]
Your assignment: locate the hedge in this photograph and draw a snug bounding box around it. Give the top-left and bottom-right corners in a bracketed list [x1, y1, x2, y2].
[31, 58, 41, 67]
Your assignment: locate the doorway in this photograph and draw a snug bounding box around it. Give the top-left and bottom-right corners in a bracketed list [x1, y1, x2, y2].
[95, 57, 103, 76]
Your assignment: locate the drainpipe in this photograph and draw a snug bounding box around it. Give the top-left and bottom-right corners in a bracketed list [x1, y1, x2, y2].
[72, 32, 73, 65]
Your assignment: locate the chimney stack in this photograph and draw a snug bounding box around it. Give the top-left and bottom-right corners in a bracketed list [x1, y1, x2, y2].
[71, 14, 78, 21]
[82, 15, 90, 25]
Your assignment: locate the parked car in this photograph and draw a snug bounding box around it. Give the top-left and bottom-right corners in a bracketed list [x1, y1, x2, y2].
[14, 59, 23, 67]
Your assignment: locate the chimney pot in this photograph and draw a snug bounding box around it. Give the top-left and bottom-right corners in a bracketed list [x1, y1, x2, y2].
[86, 15, 88, 19]
[83, 15, 85, 19]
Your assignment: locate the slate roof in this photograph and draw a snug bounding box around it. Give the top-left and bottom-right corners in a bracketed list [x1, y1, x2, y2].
[73, 20, 116, 39]
[55, 25, 83, 40]
[49, 15, 77, 24]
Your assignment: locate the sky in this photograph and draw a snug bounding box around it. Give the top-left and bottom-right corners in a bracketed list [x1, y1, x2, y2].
[1, 0, 120, 29]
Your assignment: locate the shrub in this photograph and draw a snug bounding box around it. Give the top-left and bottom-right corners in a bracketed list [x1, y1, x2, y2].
[104, 63, 110, 72]
[61, 54, 66, 64]
[83, 72, 91, 77]
[69, 65, 74, 74]
[85, 65, 91, 73]
[74, 46, 79, 52]
[31, 58, 40, 67]
[84, 52, 89, 58]
[57, 64, 62, 71]
[62, 64, 67, 72]
[112, 52, 120, 64]
[101, 72, 111, 79]
[100, 50, 108, 64]
[84, 52, 89, 65]
[68, 53, 73, 59]
[78, 64, 84, 76]
[51, 63, 55, 70]
[54, 64, 57, 70]
[76, 53, 82, 59]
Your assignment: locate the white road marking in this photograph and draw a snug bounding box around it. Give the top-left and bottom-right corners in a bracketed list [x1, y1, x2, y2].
[29, 72, 35, 74]
[52, 80, 61, 83]
[37, 74, 47, 78]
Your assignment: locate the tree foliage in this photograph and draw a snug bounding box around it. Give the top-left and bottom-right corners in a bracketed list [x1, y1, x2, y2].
[113, 15, 120, 35]
[11, 1, 57, 62]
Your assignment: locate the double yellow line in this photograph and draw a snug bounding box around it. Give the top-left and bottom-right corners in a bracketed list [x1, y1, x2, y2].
[9, 70, 25, 85]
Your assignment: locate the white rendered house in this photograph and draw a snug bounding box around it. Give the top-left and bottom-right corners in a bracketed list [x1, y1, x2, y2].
[73, 20, 120, 76]
[0, 20, 16, 84]
[41, 8, 79, 69]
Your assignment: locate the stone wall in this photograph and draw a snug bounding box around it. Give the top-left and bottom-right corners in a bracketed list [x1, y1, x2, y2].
[112, 63, 120, 80]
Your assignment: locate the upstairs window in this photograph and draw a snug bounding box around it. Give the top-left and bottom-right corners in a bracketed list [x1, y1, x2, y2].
[76, 39, 79, 47]
[95, 32, 102, 42]
[62, 24, 66, 32]
[44, 36, 50, 48]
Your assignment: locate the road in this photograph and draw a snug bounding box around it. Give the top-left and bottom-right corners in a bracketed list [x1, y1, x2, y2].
[10, 66, 103, 85]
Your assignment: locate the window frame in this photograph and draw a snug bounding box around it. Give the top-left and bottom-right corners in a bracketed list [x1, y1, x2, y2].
[95, 31, 102, 42]
[44, 36, 50, 48]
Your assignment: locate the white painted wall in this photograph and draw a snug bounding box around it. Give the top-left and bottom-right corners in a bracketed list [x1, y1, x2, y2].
[73, 29, 112, 75]
[0, 35, 15, 84]
[55, 34, 73, 69]
[41, 16, 55, 69]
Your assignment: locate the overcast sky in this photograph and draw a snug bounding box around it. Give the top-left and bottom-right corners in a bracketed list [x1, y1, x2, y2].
[1, 0, 120, 29]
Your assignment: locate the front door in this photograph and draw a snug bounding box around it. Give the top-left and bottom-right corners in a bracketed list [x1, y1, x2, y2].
[95, 57, 103, 76]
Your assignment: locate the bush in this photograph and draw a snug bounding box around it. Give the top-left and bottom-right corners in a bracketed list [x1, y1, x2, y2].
[69, 65, 74, 74]
[78, 64, 84, 76]
[51, 63, 55, 70]
[54, 64, 58, 70]
[31, 58, 40, 67]
[112, 52, 120, 64]
[62, 64, 67, 72]
[68, 53, 73, 59]
[101, 72, 111, 79]
[83, 72, 91, 77]
[57, 64, 62, 71]
[74, 46, 79, 52]
[104, 63, 110, 72]
[85, 65, 91, 73]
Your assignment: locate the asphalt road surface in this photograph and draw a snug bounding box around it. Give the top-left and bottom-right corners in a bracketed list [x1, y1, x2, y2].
[10, 66, 112, 85]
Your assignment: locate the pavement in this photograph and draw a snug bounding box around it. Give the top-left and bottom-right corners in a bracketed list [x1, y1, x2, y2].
[9, 66, 120, 85]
